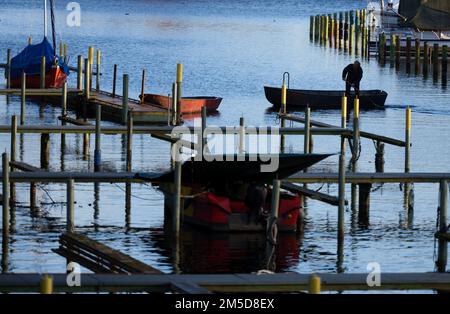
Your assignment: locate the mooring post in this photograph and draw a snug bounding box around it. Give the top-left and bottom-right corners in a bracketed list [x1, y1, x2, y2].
[59, 42, 63, 58]
[112, 64, 117, 97]
[334, 14, 338, 48]
[379, 33, 386, 62]
[423, 42, 429, 74]
[96, 49, 101, 91]
[352, 98, 360, 163]
[140, 69, 146, 104]
[375, 141, 385, 173]
[172, 143, 182, 235]
[10, 115, 17, 204]
[308, 274, 321, 294]
[84, 58, 90, 100]
[61, 82, 67, 117]
[389, 33, 395, 66]
[6, 48, 11, 88]
[94, 104, 102, 172]
[40, 133, 50, 169]
[88, 46, 94, 90]
[63, 44, 67, 64]
[338, 96, 347, 242]
[171, 82, 178, 125]
[442, 45, 448, 80]
[76, 55, 83, 91]
[319, 15, 324, 44]
[314, 15, 319, 42]
[126, 115, 133, 172]
[40, 275, 53, 294]
[437, 180, 448, 272]
[201, 106, 207, 152]
[304, 107, 311, 154]
[239, 117, 245, 154]
[176, 63, 183, 124]
[344, 11, 349, 51]
[405, 106, 411, 174]
[30, 182, 36, 214]
[330, 18, 335, 48]
[406, 36, 411, 71]
[433, 43, 439, 79]
[324, 15, 329, 45]
[415, 38, 420, 73]
[122, 74, 129, 124]
[67, 179, 74, 233]
[358, 183, 371, 226]
[395, 35, 401, 67]
[20, 72, 26, 125]
[40, 56, 46, 89]
[2, 153, 10, 242]
[280, 83, 287, 153]
[309, 16, 314, 41]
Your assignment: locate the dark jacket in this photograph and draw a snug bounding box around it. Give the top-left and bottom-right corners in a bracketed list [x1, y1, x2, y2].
[342, 64, 363, 83]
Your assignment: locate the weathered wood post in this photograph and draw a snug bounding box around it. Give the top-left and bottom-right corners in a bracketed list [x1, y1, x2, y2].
[308, 274, 321, 294]
[406, 36, 411, 71]
[126, 115, 133, 172]
[389, 33, 395, 66]
[433, 43, 439, 79]
[309, 16, 314, 41]
[351, 98, 359, 213]
[112, 64, 117, 97]
[172, 140, 182, 235]
[304, 107, 310, 154]
[338, 96, 347, 242]
[267, 179, 280, 245]
[6, 49, 11, 89]
[96, 49, 101, 91]
[61, 82, 67, 117]
[415, 38, 420, 73]
[94, 104, 102, 172]
[378, 33, 386, 62]
[324, 15, 329, 45]
[329, 16, 334, 48]
[10, 116, 17, 204]
[437, 180, 448, 272]
[319, 15, 324, 44]
[59, 42, 63, 58]
[40, 56, 46, 89]
[20, 72, 26, 125]
[67, 179, 74, 233]
[171, 82, 178, 125]
[375, 141, 385, 173]
[176, 63, 183, 124]
[280, 83, 287, 153]
[63, 44, 67, 64]
[423, 41, 429, 75]
[239, 117, 245, 154]
[76, 55, 83, 91]
[442, 45, 448, 81]
[358, 183, 371, 226]
[140, 69, 146, 104]
[404, 106, 412, 208]
[122, 74, 129, 124]
[40, 133, 50, 169]
[2, 153, 10, 241]
[314, 15, 320, 42]
[84, 58, 90, 100]
[40, 275, 53, 294]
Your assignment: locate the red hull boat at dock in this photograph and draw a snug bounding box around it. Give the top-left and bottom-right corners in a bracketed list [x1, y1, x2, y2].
[140, 93, 222, 114]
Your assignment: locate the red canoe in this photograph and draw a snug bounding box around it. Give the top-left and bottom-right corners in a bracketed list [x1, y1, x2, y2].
[10, 65, 67, 89]
[140, 93, 222, 114]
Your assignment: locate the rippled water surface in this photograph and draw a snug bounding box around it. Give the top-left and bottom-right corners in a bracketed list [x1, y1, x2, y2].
[0, 0, 449, 277]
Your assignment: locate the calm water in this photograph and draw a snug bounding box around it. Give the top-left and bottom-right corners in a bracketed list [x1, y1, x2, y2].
[0, 0, 449, 278]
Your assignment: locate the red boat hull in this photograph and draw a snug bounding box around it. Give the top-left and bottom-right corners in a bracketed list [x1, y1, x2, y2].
[141, 93, 222, 114]
[183, 191, 302, 232]
[10, 66, 67, 89]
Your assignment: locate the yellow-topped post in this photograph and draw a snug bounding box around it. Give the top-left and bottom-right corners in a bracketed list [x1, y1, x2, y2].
[281, 84, 287, 114]
[405, 106, 411, 173]
[40, 275, 53, 294]
[176, 63, 183, 123]
[96, 49, 101, 91]
[63, 43, 68, 63]
[308, 274, 321, 294]
[88, 46, 94, 90]
[59, 42, 63, 57]
[338, 96, 347, 243]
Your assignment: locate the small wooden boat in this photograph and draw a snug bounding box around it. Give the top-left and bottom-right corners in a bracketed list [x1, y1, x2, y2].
[264, 86, 388, 110]
[140, 93, 222, 114]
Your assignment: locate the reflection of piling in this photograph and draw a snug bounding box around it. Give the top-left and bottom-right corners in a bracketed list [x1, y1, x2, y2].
[10, 116, 17, 204]
[67, 179, 74, 233]
[433, 44, 439, 79]
[423, 42, 429, 74]
[20, 72, 26, 125]
[442, 45, 448, 81]
[378, 33, 385, 63]
[304, 108, 310, 154]
[358, 183, 371, 226]
[94, 104, 102, 172]
[309, 16, 314, 41]
[395, 35, 401, 68]
[40, 134, 50, 169]
[415, 38, 420, 73]
[406, 37, 411, 71]
[2, 153, 10, 243]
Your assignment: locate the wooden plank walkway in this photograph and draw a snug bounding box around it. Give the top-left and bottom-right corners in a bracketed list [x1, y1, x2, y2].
[0, 272, 448, 293]
[282, 113, 406, 147]
[53, 232, 162, 274]
[281, 181, 347, 206]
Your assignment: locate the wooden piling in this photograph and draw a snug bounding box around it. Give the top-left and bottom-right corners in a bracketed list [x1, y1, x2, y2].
[61, 82, 67, 118]
[84, 58, 90, 100]
[171, 82, 178, 125]
[40, 134, 50, 169]
[20, 72, 26, 125]
[6, 49, 11, 89]
[88, 46, 94, 90]
[122, 74, 129, 124]
[63, 44, 67, 63]
[437, 180, 448, 272]
[40, 56, 46, 89]
[10, 116, 17, 204]
[2, 153, 9, 240]
[310, 16, 314, 41]
[77, 55, 83, 91]
[28, 36, 32, 45]
[433, 43, 439, 78]
[201, 106, 207, 151]
[172, 149, 182, 235]
[94, 104, 102, 172]
[375, 141, 385, 173]
[314, 15, 320, 42]
[338, 12, 343, 50]
[324, 15, 329, 44]
[308, 274, 321, 294]
[334, 16, 339, 48]
[405, 107, 411, 174]
[349, 25, 354, 54]
[40, 275, 53, 294]
[358, 183, 371, 225]
[406, 37, 411, 70]
[239, 117, 245, 154]
[423, 42, 429, 74]
[389, 34, 395, 65]
[338, 96, 347, 241]
[112, 64, 117, 97]
[67, 179, 74, 233]
[378, 33, 386, 62]
[126, 115, 133, 172]
[96, 49, 101, 91]
[304, 108, 310, 154]
[415, 38, 420, 73]
[176, 63, 183, 122]
[442, 46, 448, 80]
[140, 69, 146, 104]
[330, 18, 335, 48]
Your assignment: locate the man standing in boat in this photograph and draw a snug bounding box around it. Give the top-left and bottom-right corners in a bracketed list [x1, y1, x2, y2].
[342, 61, 363, 97]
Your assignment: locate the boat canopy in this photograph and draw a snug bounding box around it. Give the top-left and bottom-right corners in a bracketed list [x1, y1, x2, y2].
[9, 37, 69, 80]
[399, 0, 450, 30]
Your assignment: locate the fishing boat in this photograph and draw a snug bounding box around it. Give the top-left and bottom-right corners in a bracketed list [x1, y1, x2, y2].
[141, 153, 332, 232]
[264, 86, 387, 110]
[140, 93, 222, 114]
[8, 0, 69, 88]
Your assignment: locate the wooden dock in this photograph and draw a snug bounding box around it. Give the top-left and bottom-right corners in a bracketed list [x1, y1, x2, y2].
[0, 272, 448, 293]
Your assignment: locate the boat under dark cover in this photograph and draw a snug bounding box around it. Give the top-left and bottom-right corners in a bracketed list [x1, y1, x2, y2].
[138, 153, 332, 185]
[264, 86, 387, 110]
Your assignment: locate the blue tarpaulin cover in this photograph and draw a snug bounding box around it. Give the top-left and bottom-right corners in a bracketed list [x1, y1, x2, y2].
[9, 37, 69, 79]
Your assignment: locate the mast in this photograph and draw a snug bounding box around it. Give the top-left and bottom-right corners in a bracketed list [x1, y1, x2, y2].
[44, 0, 48, 37]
